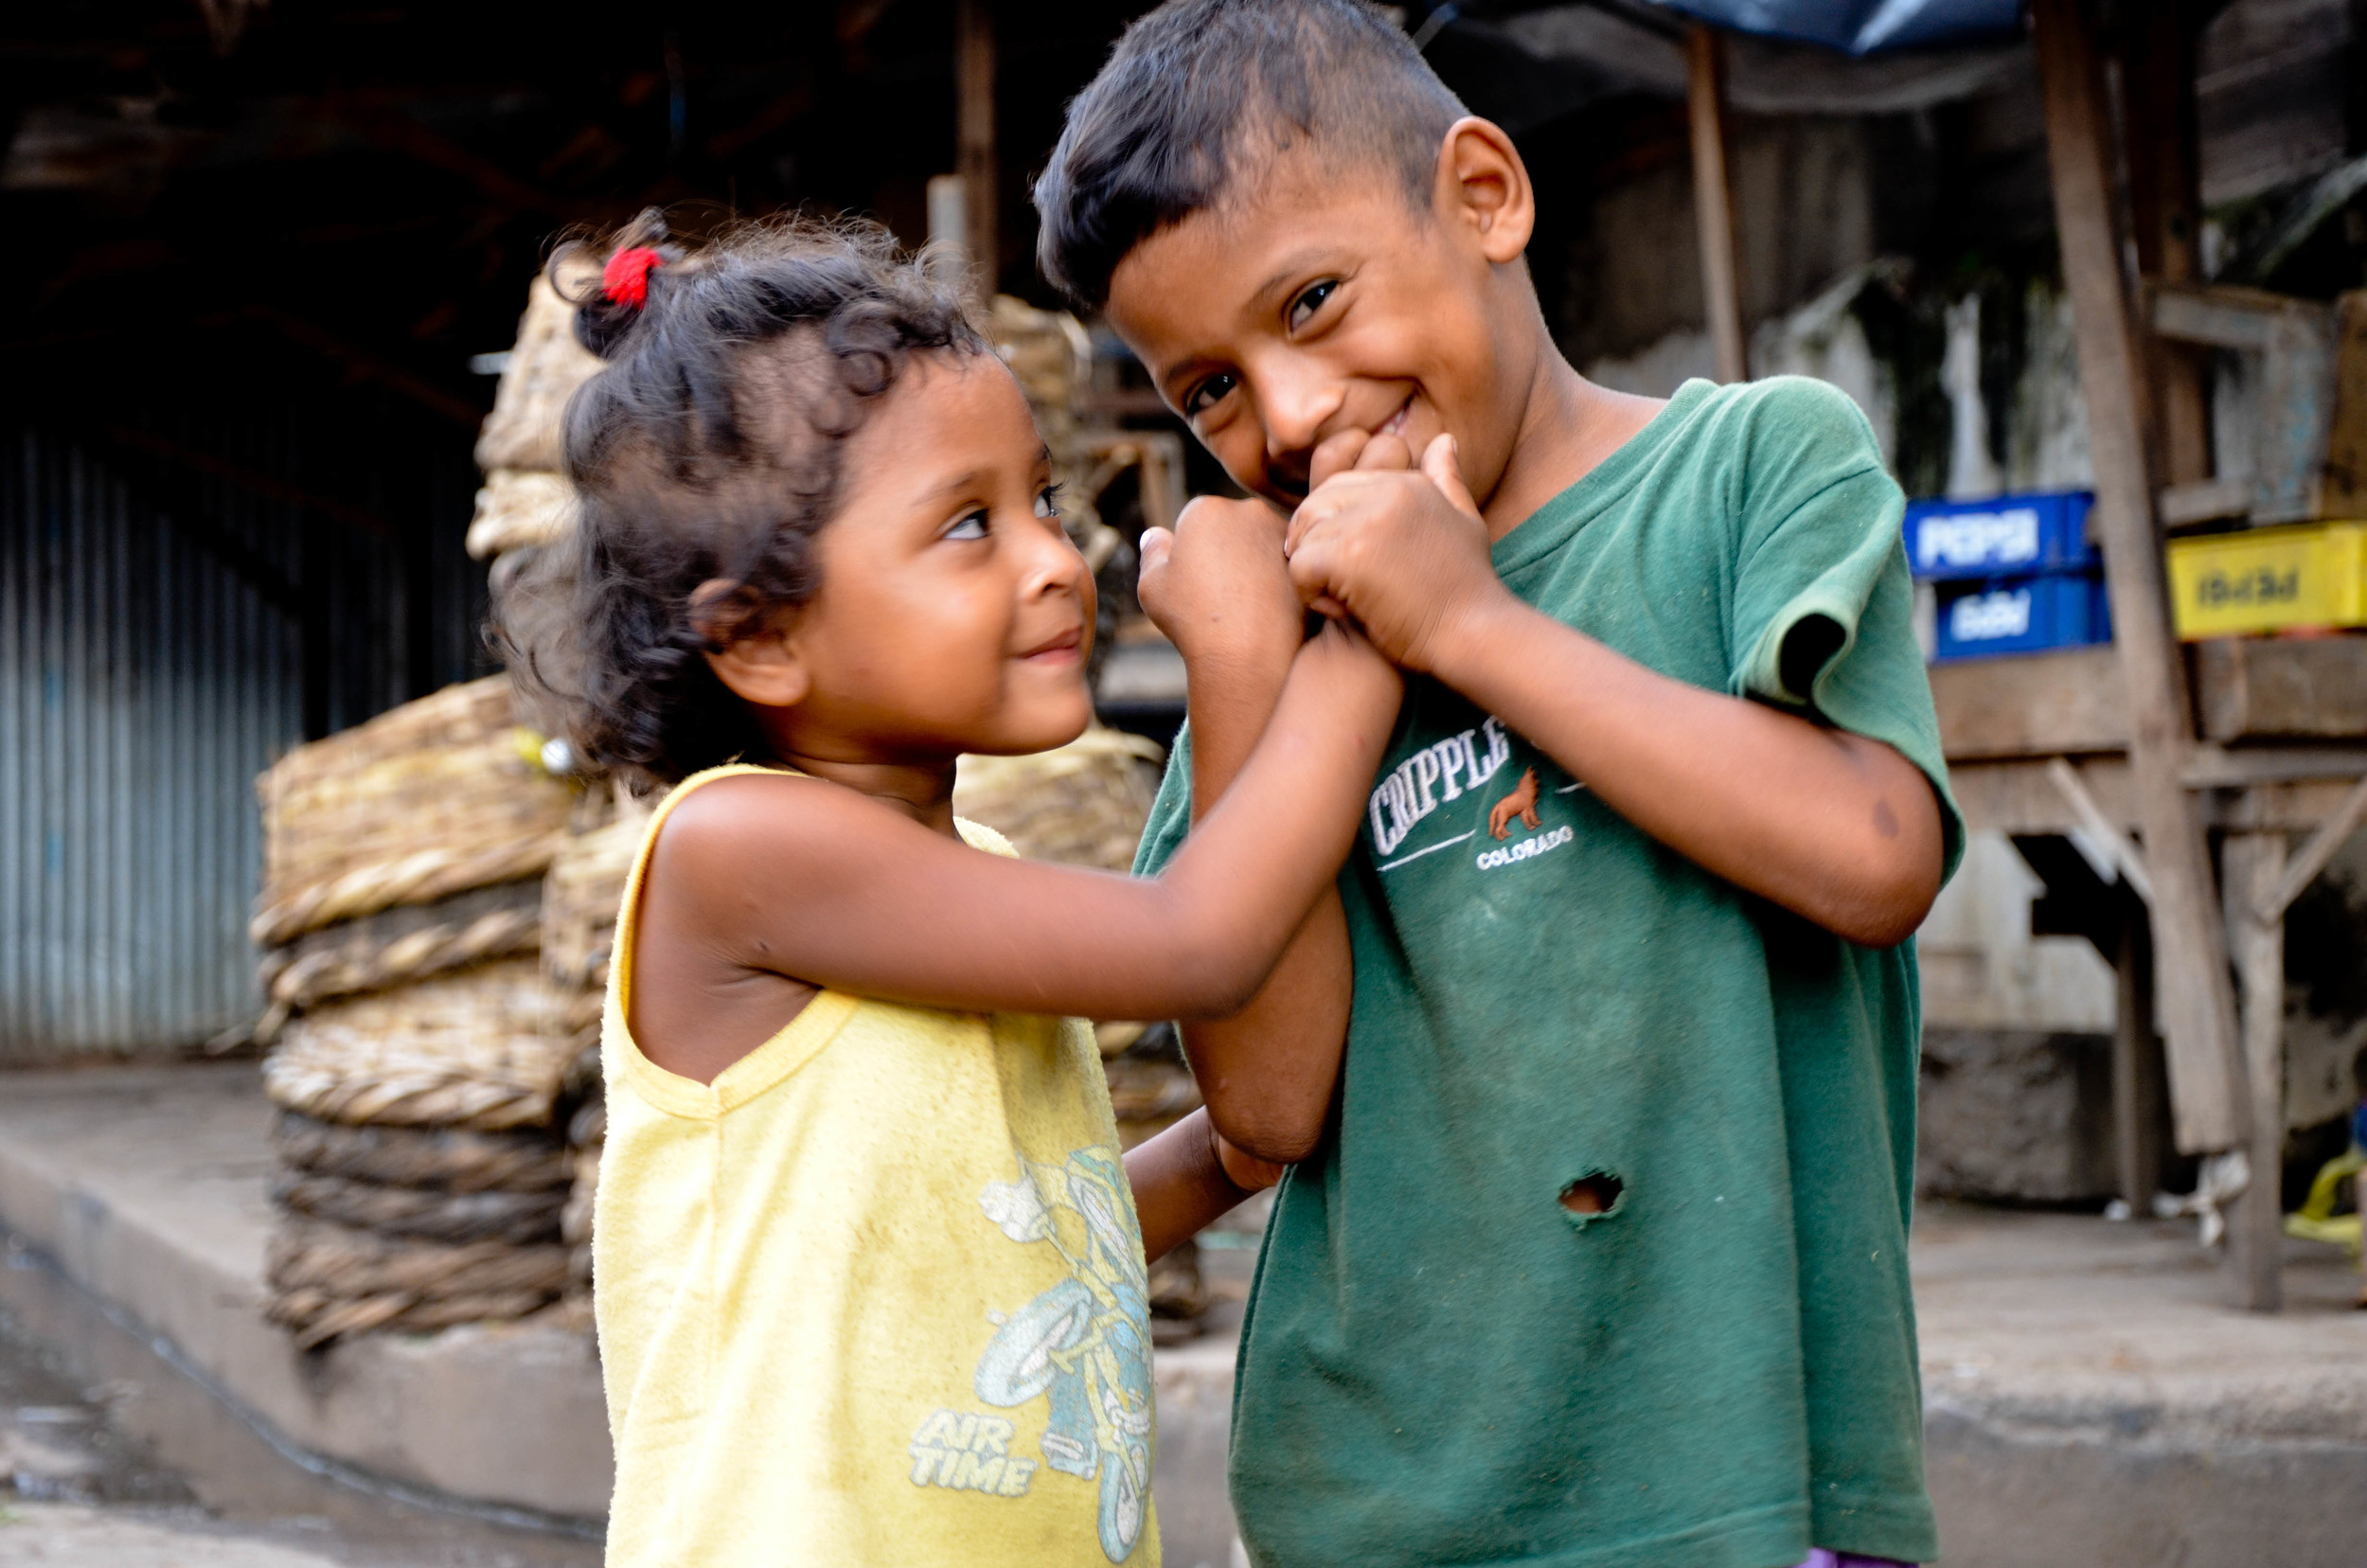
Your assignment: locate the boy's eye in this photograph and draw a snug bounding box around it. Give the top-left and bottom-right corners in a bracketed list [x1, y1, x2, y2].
[1036, 483, 1063, 521]
[1182, 371, 1237, 418]
[1287, 279, 1338, 332]
[943, 509, 989, 542]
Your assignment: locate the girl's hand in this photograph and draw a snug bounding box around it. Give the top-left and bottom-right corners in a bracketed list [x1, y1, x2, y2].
[1137, 495, 1301, 676]
[1128, 1108, 1287, 1261]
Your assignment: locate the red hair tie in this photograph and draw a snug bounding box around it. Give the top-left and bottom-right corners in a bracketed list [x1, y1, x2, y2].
[602, 246, 664, 311]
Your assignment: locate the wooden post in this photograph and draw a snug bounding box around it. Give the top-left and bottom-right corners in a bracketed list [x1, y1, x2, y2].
[2112, 907, 2164, 1211]
[2031, 0, 2244, 1156]
[1684, 24, 1748, 384]
[957, 0, 997, 294]
[2222, 831, 2287, 1311]
[2122, 0, 2213, 487]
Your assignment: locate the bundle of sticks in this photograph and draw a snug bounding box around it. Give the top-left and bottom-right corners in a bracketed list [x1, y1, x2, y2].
[538, 807, 650, 1301]
[254, 676, 593, 1348]
[466, 258, 602, 569]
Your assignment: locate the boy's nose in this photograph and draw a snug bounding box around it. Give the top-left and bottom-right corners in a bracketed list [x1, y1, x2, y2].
[1255, 364, 1347, 487]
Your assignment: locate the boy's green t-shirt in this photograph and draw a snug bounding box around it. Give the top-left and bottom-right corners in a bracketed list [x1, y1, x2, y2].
[1134, 379, 1962, 1568]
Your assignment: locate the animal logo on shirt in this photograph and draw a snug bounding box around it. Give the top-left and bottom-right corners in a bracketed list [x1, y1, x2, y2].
[961, 1147, 1154, 1562]
[1368, 716, 1516, 857]
[1487, 768, 1542, 840]
[1367, 716, 1585, 873]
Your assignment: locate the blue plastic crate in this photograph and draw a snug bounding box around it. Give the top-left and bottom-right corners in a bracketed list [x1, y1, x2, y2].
[1933, 571, 2112, 662]
[1904, 491, 2097, 581]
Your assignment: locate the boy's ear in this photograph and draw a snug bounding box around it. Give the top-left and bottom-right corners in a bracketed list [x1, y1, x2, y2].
[692, 578, 812, 711]
[1433, 116, 1535, 266]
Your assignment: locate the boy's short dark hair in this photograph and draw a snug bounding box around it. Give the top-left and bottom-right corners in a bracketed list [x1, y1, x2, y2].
[1034, 0, 1468, 311]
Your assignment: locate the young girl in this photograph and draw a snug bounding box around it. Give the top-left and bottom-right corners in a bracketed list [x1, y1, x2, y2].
[538, 219, 1397, 1568]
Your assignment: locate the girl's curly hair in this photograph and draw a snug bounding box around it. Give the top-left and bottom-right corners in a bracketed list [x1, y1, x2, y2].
[510, 212, 987, 787]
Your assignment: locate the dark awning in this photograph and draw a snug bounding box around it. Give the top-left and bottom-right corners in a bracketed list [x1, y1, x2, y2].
[1640, 0, 2025, 55]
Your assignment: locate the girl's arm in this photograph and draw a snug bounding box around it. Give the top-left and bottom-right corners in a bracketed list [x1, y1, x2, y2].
[1133, 497, 1354, 1163]
[649, 618, 1399, 1025]
[1124, 1108, 1284, 1263]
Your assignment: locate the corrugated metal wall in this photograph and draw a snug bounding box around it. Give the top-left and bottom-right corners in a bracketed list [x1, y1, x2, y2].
[1, 432, 302, 1050]
[0, 373, 487, 1057]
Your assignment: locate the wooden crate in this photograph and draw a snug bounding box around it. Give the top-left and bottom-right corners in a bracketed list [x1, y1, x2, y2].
[1929, 645, 2130, 759]
[2195, 634, 2367, 740]
[2165, 521, 2367, 639]
[1931, 637, 2367, 759]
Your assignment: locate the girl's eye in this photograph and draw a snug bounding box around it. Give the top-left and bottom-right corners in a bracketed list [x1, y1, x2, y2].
[1287, 279, 1338, 332]
[944, 509, 989, 542]
[1036, 483, 1064, 521]
[1182, 371, 1237, 419]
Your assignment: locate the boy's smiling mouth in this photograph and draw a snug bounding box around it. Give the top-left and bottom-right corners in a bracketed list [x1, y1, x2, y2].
[1279, 396, 1419, 500]
[1018, 627, 1083, 665]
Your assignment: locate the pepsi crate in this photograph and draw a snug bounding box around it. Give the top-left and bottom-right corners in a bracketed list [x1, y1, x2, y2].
[1932, 571, 2112, 662]
[1904, 491, 2097, 581]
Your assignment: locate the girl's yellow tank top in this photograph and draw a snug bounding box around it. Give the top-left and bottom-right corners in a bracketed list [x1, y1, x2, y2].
[595, 764, 1159, 1568]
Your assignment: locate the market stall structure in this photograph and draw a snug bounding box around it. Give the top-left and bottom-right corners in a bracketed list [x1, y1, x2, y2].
[1665, 0, 2367, 1310]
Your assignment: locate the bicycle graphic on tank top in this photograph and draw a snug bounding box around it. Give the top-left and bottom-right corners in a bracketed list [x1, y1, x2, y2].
[975, 1146, 1156, 1563]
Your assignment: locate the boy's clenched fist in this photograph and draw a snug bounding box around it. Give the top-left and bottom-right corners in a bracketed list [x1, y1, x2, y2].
[1285, 433, 1506, 675]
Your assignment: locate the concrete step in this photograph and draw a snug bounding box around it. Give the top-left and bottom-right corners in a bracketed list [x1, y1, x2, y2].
[3, 1064, 2364, 1565]
[0, 1062, 1247, 1559]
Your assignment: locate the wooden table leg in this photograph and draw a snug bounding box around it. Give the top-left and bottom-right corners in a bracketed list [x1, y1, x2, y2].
[2112, 909, 2164, 1212]
[2357, 1167, 2366, 1309]
[1684, 24, 1748, 385]
[2223, 831, 2287, 1311]
[956, 0, 997, 288]
[2032, 0, 2245, 1156]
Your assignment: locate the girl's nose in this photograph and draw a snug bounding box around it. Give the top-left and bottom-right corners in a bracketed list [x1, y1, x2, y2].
[1020, 519, 1089, 599]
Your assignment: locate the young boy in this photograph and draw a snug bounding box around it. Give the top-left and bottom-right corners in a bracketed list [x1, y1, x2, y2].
[1034, 4, 1960, 1567]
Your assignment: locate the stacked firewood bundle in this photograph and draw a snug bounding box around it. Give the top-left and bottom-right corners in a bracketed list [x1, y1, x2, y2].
[444, 253, 631, 1315]
[989, 294, 1105, 547]
[255, 676, 592, 1347]
[465, 258, 602, 575]
[952, 725, 1166, 876]
[538, 807, 651, 1297]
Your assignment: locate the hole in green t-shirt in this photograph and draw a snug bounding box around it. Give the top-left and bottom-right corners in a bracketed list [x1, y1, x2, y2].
[1778, 612, 1847, 704]
[1558, 1171, 1625, 1226]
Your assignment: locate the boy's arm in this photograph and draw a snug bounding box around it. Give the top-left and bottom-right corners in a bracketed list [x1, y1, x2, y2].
[1135, 496, 1357, 1164]
[1286, 436, 1943, 947]
[1124, 1107, 1284, 1263]
[1429, 599, 1941, 945]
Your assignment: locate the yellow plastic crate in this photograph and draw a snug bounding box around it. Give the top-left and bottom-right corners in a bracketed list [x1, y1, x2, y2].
[2165, 520, 2367, 639]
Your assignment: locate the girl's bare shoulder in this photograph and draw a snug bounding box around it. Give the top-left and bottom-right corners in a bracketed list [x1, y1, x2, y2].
[645, 770, 956, 909]
[647, 771, 839, 891]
